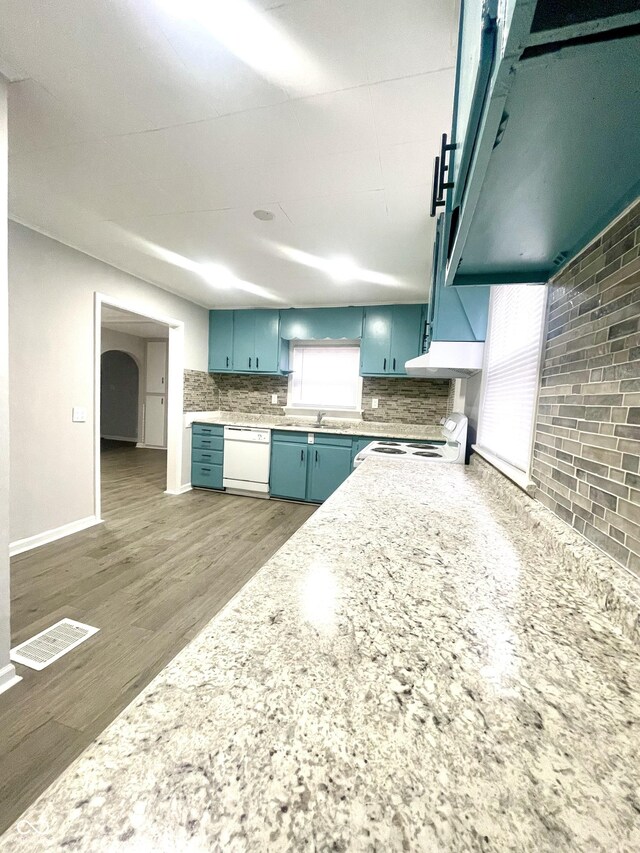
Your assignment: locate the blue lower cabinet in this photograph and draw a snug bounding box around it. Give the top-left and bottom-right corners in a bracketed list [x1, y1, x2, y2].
[191, 423, 224, 489]
[192, 462, 223, 490]
[270, 441, 308, 500]
[307, 444, 353, 503]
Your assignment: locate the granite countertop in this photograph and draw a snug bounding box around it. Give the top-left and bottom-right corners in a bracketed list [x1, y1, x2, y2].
[3, 459, 640, 851]
[190, 410, 444, 441]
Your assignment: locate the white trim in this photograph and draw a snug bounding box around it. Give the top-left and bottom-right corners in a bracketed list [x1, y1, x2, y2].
[165, 483, 192, 496]
[9, 515, 102, 557]
[100, 434, 137, 442]
[472, 445, 536, 494]
[0, 663, 22, 695]
[94, 293, 185, 520]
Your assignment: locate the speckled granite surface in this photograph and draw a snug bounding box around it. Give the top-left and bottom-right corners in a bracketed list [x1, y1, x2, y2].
[191, 410, 443, 441]
[469, 454, 640, 648]
[2, 458, 640, 852]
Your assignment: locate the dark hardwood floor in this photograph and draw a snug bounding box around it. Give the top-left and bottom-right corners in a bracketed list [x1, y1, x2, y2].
[0, 443, 315, 835]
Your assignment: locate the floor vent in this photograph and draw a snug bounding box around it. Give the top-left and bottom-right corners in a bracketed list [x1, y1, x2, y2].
[10, 619, 99, 671]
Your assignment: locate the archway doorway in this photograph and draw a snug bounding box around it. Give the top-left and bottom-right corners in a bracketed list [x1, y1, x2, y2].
[100, 350, 140, 445]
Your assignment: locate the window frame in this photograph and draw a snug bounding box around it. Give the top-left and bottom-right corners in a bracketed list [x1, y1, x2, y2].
[473, 284, 548, 491]
[285, 339, 363, 418]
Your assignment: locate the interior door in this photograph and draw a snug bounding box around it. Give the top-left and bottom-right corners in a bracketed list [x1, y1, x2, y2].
[146, 341, 167, 393]
[144, 395, 166, 447]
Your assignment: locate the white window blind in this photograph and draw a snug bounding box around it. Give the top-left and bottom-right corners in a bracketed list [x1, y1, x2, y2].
[289, 343, 361, 410]
[477, 285, 547, 474]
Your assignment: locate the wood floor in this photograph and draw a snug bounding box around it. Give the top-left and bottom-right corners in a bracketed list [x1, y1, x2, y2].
[0, 443, 315, 836]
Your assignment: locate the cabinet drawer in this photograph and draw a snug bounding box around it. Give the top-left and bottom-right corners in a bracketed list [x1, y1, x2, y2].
[272, 430, 308, 444]
[192, 463, 223, 489]
[314, 433, 354, 448]
[192, 423, 224, 437]
[192, 434, 224, 451]
[192, 448, 223, 466]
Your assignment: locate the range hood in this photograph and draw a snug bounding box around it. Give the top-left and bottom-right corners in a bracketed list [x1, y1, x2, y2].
[405, 341, 484, 378]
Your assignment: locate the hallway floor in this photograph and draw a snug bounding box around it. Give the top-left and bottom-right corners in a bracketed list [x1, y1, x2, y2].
[0, 444, 315, 835]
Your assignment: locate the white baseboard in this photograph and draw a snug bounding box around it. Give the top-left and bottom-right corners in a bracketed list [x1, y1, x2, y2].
[136, 443, 167, 450]
[165, 483, 192, 495]
[0, 663, 22, 696]
[9, 515, 103, 557]
[101, 434, 137, 442]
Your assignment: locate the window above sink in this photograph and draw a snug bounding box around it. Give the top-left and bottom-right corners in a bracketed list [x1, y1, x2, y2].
[285, 340, 363, 419]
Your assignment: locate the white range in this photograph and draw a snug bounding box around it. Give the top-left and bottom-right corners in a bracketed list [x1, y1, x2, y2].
[353, 413, 468, 467]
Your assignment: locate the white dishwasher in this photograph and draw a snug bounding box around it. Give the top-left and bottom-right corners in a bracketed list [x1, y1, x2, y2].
[223, 426, 271, 495]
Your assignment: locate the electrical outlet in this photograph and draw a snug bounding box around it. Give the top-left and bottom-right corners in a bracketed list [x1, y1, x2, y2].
[371, 398, 379, 409]
[72, 407, 87, 423]
[271, 393, 278, 405]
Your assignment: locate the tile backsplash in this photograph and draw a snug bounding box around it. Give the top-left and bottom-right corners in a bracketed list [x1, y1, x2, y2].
[361, 377, 450, 423]
[185, 370, 451, 424]
[531, 198, 640, 576]
[183, 369, 218, 412]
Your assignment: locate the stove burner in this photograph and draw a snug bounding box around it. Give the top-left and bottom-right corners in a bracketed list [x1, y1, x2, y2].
[372, 447, 406, 454]
[412, 451, 441, 458]
[378, 441, 401, 446]
[406, 443, 439, 449]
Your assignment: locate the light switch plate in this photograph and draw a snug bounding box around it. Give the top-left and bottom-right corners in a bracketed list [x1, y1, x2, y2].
[72, 407, 87, 423]
[371, 398, 379, 409]
[307, 433, 315, 444]
[271, 394, 278, 404]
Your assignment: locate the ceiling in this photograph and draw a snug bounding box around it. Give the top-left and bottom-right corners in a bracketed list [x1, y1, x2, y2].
[101, 305, 169, 338]
[1, 0, 458, 308]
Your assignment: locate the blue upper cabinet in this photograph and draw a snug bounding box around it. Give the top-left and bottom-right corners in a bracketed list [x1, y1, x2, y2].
[209, 310, 287, 374]
[232, 311, 255, 371]
[209, 310, 234, 372]
[427, 214, 489, 345]
[253, 310, 281, 373]
[360, 306, 392, 376]
[360, 304, 425, 376]
[438, 0, 640, 287]
[280, 307, 363, 341]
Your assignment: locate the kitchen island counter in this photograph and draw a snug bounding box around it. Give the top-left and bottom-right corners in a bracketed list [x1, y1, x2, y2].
[2, 458, 640, 851]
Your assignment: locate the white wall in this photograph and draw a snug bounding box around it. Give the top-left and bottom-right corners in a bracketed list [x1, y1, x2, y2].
[0, 77, 19, 692]
[9, 222, 209, 542]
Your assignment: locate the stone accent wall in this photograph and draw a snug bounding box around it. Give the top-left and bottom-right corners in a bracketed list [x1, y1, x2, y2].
[206, 372, 450, 423]
[532, 199, 640, 576]
[183, 369, 219, 412]
[361, 377, 450, 424]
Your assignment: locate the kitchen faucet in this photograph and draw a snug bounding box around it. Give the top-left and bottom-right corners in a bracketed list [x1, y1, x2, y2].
[315, 411, 326, 426]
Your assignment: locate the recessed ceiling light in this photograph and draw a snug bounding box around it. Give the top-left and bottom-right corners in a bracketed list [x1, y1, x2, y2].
[253, 209, 275, 221]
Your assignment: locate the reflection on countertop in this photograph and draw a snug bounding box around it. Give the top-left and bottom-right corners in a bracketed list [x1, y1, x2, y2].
[2, 458, 640, 851]
[189, 410, 444, 440]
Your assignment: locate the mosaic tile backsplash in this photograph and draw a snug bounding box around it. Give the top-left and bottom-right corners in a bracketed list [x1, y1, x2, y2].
[185, 370, 451, 425]
[532, 198, 640, 576]
[183, 369, 218, 412]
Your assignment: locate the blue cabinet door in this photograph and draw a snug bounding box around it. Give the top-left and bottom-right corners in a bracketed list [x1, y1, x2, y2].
[232, 311, 255, 371]
[360, 307, 392, 375]
[209, 311, 234, 371]
[270, 441, 308, 500]
[389, 305, 424, 375]
[253, 310, 281, 373]
[307, 444, 353, 503]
